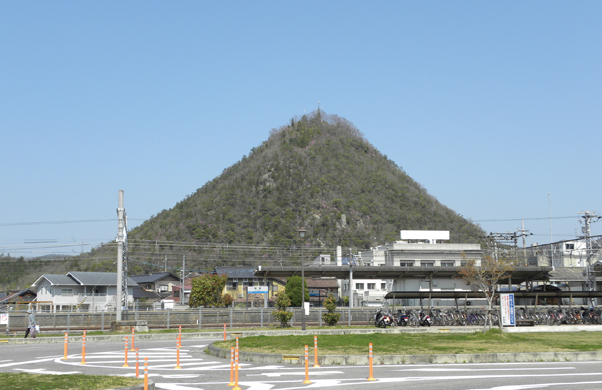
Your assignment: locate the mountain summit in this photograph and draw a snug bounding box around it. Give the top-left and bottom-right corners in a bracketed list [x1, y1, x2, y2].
[131, 111, 484, 248]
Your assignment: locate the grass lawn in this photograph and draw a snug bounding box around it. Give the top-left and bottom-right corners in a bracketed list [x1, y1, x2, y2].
[0, 373, 143, 390]
[214, 329, 602, 355]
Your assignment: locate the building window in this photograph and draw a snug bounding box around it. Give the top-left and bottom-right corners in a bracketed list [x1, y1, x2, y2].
[160, 285, 168, 292]
[61, 288, 73, 296]
[566, 243, 575, 250]
[441, 261, 454, 267]
[399, 261, 414, 267]
[367, 283, 375, 290]
[421, 261, 435, 267]
[460, 261, 467, 267]
[355, 283, 364, 290]
[272, 285, 278, 292]
[381, 283, 386, 290]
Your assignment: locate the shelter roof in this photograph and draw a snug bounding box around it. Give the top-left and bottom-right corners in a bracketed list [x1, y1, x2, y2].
[130, 272, 179, 284]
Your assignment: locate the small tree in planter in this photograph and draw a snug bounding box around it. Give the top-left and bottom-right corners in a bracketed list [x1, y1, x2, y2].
[272, 292, 294, 327]
[322, 293, 341, 326]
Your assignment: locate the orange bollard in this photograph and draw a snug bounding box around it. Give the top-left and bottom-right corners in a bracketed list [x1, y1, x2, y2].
[62, 333, 68, 360]
[367, 343, 375, 381]
[122, 336, 130, 368]
[174, 346, 182, 369]
[313, 335, 320, 368]
[228, 346, 235, 386]
[232, 348, 241, 390]
[131, 327, 136, 351]
[224, 323, 227, 341]
[303, 344, 311, 384]
[80, 331, 86, 365]
[135, 348, 140, 378]
[144, 357, 149, 390]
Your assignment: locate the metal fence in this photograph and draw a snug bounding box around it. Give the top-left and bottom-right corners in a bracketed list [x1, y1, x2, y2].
[2, 307, 379, 334]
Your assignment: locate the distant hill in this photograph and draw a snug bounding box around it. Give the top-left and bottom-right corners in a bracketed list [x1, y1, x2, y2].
[2, 111, 487, 291]
[131, 110, 485, 248]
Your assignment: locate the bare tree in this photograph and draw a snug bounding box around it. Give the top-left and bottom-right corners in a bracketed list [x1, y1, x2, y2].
[457, 254, 515, 331]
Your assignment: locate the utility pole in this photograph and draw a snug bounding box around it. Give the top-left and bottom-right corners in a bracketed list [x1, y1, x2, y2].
[182, 255, 186, 306]
[579, 211, 601, 307]
[516, 221, 533, 266]
[116, 190, 128, 321]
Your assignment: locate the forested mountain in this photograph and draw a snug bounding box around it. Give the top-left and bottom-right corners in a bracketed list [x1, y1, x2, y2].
[2, 111, 487, 291]
[131, 110, 485, 248]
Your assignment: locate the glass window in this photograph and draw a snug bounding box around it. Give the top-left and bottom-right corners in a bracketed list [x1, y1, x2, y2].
[381, 283, 386, 290]
[399, 261, 414, 267]
[367, 283, 375, 290]
[441, 261, 455, 267]
[355, 283, 364, 290]
[421, 261, 434, 267]
[61, 288, 73, 296]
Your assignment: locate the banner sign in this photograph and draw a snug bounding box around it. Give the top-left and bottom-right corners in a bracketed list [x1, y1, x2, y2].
[500, 294, 515, 326]
[248, 286, 269, 294]
[0, 313, 8, 325]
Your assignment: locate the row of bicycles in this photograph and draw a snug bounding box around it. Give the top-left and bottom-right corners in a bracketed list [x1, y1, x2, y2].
[369, 306, 602, 327]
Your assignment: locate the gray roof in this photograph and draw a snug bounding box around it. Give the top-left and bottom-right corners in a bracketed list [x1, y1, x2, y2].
[33, 274, 79, 286]
[215, 266, 255, 279]
[68, 272, 138, 287]
[548, 267, 599, 282]
[130, 272, 179, 284]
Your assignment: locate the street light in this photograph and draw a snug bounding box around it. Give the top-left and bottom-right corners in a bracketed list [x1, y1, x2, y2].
[298, 228, 307, 331]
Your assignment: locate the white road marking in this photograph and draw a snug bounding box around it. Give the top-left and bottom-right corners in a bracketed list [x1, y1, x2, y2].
[16, 368, 81, 375]
[247, 371, 344, 378]
[397, 367, 575, 372]
[0, 358, 56, 368]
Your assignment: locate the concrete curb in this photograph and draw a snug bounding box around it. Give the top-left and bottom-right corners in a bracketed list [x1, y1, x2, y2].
[207, 343, 602, 365]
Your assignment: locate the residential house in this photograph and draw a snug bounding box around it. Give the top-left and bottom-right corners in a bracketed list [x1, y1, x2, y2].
[0, 288, 37, 311]
[306, 278, 339, 307]
[215, 266, 286, 306]
[31, 272, 138, 312]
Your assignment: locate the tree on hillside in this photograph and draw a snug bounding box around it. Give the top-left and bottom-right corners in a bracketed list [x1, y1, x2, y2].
[457, 254, 514, 331]
[188, 273, 230, 308]
[285, 275, 309, 307]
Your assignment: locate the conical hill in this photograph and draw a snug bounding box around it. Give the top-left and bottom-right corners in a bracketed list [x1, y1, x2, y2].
[130, 111, 485, 248]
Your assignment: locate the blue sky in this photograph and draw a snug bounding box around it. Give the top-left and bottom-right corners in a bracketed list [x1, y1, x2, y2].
[1, 2, 601, 257]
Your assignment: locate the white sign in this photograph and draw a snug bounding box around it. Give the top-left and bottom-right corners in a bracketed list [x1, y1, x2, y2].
[0, 313, 8, 325]
[500, 294, 515, 326]
[248, 286, 269, 294]
[304, 301, 310, 315]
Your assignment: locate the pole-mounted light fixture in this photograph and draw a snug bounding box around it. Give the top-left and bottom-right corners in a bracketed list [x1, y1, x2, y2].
[297, 228, 307, 331]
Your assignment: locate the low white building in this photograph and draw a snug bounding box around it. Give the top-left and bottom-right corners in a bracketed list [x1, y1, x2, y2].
[32, 271, 138, 312]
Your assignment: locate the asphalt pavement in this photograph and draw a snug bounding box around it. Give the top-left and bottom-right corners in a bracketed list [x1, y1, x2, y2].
[3, 332, 602, 389]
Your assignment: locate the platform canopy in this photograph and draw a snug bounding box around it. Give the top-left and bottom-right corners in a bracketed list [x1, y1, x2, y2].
[384, 290, 602, 300]
[254, 265, 552, 285]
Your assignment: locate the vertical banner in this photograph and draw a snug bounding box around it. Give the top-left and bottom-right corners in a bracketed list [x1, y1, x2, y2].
[0, 312, 8, 325]
[500, 294, 515, 326]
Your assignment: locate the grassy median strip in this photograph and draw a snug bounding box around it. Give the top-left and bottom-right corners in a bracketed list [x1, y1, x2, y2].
[0, 373, 143, 390]
[214, 329, 602, 355]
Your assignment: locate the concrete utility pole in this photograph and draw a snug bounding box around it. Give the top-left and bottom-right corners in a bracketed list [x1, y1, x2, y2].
[116, 190, 128, 321]
[579, 211, 601, 306]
